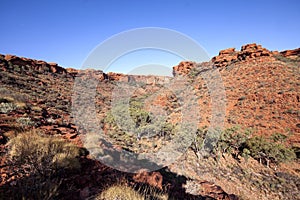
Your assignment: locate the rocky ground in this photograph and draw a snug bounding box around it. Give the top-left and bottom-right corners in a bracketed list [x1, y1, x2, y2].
[0, 43, 299, 199]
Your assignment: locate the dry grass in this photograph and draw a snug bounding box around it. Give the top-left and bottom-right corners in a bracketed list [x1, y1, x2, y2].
[8, 130, 81, 175]
[2, 130, 81, 199]
[96, 185, 144, 200]
[95, 184, 168, 200]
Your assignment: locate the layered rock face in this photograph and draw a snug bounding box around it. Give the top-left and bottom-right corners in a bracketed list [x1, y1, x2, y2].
[0, 54, 67, 74]
[108, 72, 172, 85]
[0, 54, 171, 86]
[280, 48, 300, 57]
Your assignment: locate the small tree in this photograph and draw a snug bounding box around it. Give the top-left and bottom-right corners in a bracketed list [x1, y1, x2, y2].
[216, 126, 251, 158]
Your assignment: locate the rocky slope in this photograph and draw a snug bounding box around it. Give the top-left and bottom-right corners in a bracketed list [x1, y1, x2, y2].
[0, 53, 233, 199]
[0, 43, 299, 199]
[173, 43, 299, 143]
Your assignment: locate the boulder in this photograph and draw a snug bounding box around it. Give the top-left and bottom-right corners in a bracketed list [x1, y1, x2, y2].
[133, 171, 163, 189]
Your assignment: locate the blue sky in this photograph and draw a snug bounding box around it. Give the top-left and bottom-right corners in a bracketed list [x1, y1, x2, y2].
[1, 0, 300, 74]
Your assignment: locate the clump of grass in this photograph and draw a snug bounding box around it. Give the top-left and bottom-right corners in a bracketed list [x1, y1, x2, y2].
[4, 130, 81, 199]
[95, 183, 168, 200]
[8, 130, 81, 176]
[0, 95, 28, 113]
[96, 185, 144, 200]
[0, 96, 15, 103]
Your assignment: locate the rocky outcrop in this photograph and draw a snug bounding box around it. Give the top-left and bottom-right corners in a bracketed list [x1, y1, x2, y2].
[75, 69, 108, 81]
[107, 72, 126, 81]
[212, 43, 274, 68]
[280, 48, 300, 57]
[172, 61, 196, 76]
[1, 54, 67, 74]
[212, 48, 238, 68]
[66, 68, 80, 77]
[239, 43, 271, 58]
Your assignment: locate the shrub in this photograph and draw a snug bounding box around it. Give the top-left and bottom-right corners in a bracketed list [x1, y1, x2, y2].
[188, 67, 200, 79]
[270, 133, 288, 143]
[244, 136, 296, 166]
[215, 126, 251, 158]
[191, 128, 206, 154]
[192, 126, 251, 159]
[105, 100, 174, 140]
[0, 102, 17, 113]
[192, 126, 296, 166]
[16, 117, 36, 128]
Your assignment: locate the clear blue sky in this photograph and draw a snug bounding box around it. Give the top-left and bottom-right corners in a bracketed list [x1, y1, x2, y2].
[1, 0, 299, 74]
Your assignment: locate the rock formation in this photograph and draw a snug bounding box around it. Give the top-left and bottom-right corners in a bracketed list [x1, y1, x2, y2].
[212, 43, 274, 68]
[280, 48, 300, 57]
[1, 54, 67, 74]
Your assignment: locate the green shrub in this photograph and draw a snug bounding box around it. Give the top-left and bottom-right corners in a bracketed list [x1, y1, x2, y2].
[191, 127, 207, 155]
[192, 126, 296, 165]
[274, 54, 300, 64]
[270, 133, 288, 143]
[215, 126, 251, 158]
[192, 126, 251, 159]
[244, 136, 296, 165]
[105, 100, 174, 140]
